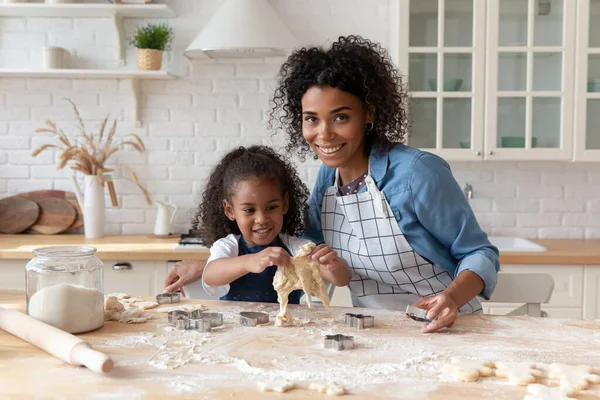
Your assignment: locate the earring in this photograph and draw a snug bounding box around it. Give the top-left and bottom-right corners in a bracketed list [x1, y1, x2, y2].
[366, 121, 374, 132]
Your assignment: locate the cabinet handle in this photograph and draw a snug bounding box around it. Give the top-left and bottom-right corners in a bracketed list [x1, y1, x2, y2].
[476, 151, 481, 156]
[488, 151, 494, 155]
[112, 262, 133, 270]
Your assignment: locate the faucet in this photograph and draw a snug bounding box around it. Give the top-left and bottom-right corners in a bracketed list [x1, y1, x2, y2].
[463, 183, 473, 201]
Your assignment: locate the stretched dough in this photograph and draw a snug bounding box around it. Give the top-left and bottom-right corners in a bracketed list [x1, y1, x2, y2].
[548, 363, 600, 390]
[309, 382, 346, 396]
[495, 361, 545, 386]
[257, 381, 296, 393]
[443, 357, 495, 382]
[273, 242, 330, 327]
[524, 383, 575, 400]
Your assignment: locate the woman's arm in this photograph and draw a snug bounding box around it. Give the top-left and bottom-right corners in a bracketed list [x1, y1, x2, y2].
[309, 244, 352, 286]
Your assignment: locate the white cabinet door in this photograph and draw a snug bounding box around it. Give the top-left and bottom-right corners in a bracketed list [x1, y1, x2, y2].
[484, 0, 576, 161]
[103, 260, 167, 297]
[397, 0, 486, 161]
[0, 260, 27, 290]
[574, 0, 600, 161]
[583, 265, 600, 319]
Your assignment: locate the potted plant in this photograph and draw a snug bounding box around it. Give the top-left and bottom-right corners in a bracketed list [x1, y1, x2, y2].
[31, 99, 151, 238]
[129, 23, 174, 71]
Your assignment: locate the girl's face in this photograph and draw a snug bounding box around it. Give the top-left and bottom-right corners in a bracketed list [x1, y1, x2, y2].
[223, 177, 289, 247]
[301, 85, 373, 169]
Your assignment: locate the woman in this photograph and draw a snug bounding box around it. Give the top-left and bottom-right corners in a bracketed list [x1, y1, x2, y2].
[267, 35, 499, 333]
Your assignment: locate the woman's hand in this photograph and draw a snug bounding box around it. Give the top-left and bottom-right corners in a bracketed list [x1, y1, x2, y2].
[309, 244, 342, 271]
[245, 247, 292, 273]
[412, 293, 459, 334]
[164, 260, 206, 294]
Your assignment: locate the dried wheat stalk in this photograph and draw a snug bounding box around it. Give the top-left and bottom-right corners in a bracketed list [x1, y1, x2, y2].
[32, 99, 152, 205]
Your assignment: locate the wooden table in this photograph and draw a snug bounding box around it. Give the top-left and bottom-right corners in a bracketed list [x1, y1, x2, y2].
[1, 290, 599, 400]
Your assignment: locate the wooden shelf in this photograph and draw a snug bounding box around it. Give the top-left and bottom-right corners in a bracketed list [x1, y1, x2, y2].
[0, 3, 175, 18]
[0, 68, 174, 79]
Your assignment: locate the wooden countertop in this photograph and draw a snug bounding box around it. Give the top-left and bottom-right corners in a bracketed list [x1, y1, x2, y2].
[1, 235, 599, 265]
[0, 234, 210, 261]
[1, 290, 600, 399]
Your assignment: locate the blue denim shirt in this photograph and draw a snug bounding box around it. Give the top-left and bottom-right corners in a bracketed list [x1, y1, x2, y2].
[303, 144, 500, 300]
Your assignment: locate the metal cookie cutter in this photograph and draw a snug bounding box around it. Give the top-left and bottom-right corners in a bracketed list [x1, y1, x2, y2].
[345, 313, 375, 329]
[167, 310, 223, 332]
[324, 334, 354, 351]
[239, 311, 269, 327]
[156, 292, 181, 304]
[405, 305, 432, 323]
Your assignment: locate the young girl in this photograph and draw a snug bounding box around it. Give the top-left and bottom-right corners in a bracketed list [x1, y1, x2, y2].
[194, 145, 351, 303]
[269, 35, 500, 333]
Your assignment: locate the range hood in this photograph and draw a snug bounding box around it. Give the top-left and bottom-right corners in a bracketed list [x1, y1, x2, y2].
[184, 0, 298, 59]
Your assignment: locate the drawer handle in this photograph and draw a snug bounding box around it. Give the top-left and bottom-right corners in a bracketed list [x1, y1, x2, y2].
[112, 262, 133, 271]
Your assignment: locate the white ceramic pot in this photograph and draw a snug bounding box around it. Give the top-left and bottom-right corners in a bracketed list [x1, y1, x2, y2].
[41, 46, 69, 69]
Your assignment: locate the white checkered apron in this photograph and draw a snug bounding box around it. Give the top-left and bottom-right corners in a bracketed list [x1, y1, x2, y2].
[322, 171, 481, 313]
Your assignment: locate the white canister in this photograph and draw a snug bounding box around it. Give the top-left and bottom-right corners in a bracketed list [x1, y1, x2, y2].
[41, 47, 69, 69]
[45, 0, 76, 3]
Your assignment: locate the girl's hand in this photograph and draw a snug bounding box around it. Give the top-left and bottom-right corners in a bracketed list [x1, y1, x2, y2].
[309, 244, 342, 271]
[245, 247, 292, 273]
[412, 293, 459, 334]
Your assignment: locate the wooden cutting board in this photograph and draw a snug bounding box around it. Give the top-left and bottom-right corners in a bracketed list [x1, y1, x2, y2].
[0, 195, 40, 234]
[21, 190, 83, 231]
[29, 198, 76, 235]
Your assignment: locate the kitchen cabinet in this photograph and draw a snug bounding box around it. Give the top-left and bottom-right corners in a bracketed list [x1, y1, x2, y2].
[0, 260, 168, 297]
[393, 0, 580, 161]
[574, 0, 600, 160]
[583, 265, 600, 319]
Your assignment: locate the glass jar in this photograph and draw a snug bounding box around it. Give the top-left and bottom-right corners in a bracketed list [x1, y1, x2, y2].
[26, 246, 104, 334]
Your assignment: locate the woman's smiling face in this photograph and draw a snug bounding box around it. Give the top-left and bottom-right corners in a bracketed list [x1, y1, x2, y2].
[301, 85, 372, 170]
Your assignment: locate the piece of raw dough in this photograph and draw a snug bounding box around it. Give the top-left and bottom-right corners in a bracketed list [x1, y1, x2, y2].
[257, 381, 296, 393]
[104, 296, 125, 312]
[524, 383, 575, 400]
[547, 363, 600, 390]
[443, 357, 495, 382]
[273, 242, 330, 327]
[133, 301, 159, 310]
[495, 361, 545, 385]
[309, 382, 346, 396]
[119, 307, 152, 324]
[155, 304, 208, 313]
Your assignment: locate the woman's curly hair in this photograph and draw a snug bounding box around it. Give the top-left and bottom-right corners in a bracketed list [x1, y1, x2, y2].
[269, 35, 409, 160]
[191, 145, 309, 247]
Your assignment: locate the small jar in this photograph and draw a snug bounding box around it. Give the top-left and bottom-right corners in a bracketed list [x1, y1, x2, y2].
[26, 246, 104, 334]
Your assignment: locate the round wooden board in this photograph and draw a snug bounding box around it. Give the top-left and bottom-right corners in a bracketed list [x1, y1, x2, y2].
[0, 195, 40, 234]
[21, 190, 83, 231]
[29, 198, 76, 235]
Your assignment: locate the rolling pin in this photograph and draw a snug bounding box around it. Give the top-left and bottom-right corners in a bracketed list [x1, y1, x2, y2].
[0, 306, 113, 374]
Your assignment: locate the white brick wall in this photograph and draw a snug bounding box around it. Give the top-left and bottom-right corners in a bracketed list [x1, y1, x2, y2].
[0, 0, 598, 238]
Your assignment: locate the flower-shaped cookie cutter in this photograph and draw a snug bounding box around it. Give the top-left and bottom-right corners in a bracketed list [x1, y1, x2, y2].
[156, 292, 181, 304]
[324, 334, 354, 351]
[405, 305, 432, 323]
[344, 313, 375, 329]
[239, 311, 269, 327]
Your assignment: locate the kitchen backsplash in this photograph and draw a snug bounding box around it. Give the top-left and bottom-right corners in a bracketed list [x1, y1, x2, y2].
[0, 0, 598, 239]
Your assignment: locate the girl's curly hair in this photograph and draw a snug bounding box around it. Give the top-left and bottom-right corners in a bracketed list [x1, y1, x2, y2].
[269, 35, 409, 160]
[191, 145, 309, 247]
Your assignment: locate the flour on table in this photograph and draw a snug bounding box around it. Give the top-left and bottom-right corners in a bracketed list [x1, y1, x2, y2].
[443, 357, 494, 382]
[524, 383, 575, 400]
[133, 301, 159, 310]
[309, 382, 346, 396]
[547, 363, 600, 390]
[495, 361, 544, 386]
[273, 242, 330, 327]
[257, 381, 296, 393]
[28, 282, 104, 334]
[107, 293, 131, 300]
[156, 305, 207, 313]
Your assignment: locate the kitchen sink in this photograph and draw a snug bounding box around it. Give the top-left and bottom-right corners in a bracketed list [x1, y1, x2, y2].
[487, 236, 547, 252]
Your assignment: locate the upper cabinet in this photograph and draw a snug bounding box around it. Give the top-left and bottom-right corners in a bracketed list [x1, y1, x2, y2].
[395, 0, 589, 162]
[574, 0, 600, 161]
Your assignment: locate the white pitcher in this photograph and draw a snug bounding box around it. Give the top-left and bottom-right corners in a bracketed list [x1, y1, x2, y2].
[154, 201, 177, 236]
[71, 175, 105, 239]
